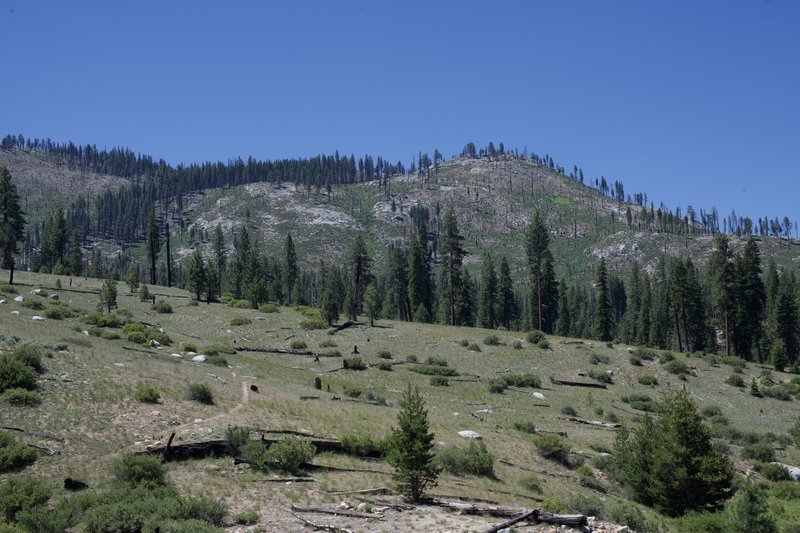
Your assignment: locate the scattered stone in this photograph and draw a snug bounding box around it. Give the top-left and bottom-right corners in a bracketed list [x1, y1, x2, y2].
[50, 293, 59, 300]
[82, 330, 90, 336]
[191, 355, 207, 362]
[193, 418, 203, 423]
[627, 347, 634, 353]
[458, 430, 483, 440]
[14, 295, 24, 302]
[476, 408, 493, 414]
[170, 353, 183, 358]
[356, 502, 367, 512]
[32, 315, 45, 321]
[150, 339, 161, 348]
[31, 289, 42, 295]
[11, 310, 19, 315]
[533, 392, 546, 400]
[0, 299, 6, 304]
[186, 351, 197, 356]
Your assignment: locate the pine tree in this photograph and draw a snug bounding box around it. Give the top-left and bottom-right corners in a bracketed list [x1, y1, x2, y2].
[622, 262, 642, 343]
[204, 260, 217, 304]
[213, 224, 226, 296]
[125, 264, 140, 294]
[455, 266, 476, 327]
[478, 255, 497, 329]
[555, 280, 571, 337]
[348, 233, 371, 320]
[0, 166, 26, 284]
[283, 234, 297, 304]
[496, 256, 515, 330]
[385, 245, 410, 321]
[524, 212, 552, 332]
[69, 229, 82, 276]
[732, 238, 765, 360]
[725, 484, 777, 533]
[99, 276, 118, 313]
[387, 385, 441, 502]
[775, 276, 799, 365]
[407, 234, 431, 321]
[709, 235, 735, 356]
[187, 250, 207, 302]
[439, 207, 466, 325]
[594, 258, 613, 341]
[146, 210, 160, 284]
[363, 283, 380, 326]
[637, 276, 653, 346]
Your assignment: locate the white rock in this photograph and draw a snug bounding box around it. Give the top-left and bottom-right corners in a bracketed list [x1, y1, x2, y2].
[458, 430, 483, 440]
[788, 466, 800, 482]
[32, 315, 45, 321]
[338, 501, 350, 510]
[627, 347, 634, 353]
[14, 295, 24, 302]
[10, 310, 20, 315]
[191, 355, 207, 362]
[150, 339, 161, 348]
[50, 293, 59, 300]
[356, 502, 367, 512]
[476, 408, 493, 414]
[0, 299, 6, 304]
[31, 288, 41, 294]
[186, 351, 197, 356]
[193, 418, 203, 423]
[170, 353, 183, 358]
[82, 330, 89, 335]
[533, 392, 546, 400]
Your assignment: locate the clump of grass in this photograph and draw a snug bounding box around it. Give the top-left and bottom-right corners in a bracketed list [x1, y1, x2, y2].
[43, 308, 64, 320]
[458, 339, 469, 347]
[186, 383, 214, 405]
[3, 388, 41, 406]
[207, 355, 228, 367]
[533, 433, 571, 465]
[289, 340, 307, 350]
[512, 340, 523, 350]
[230, 317, 251, 326]
[561, 405, 578, 416]
[343, 357, 367, 370]
[377, 350, 392, 359]
[430, 376, 449, 386]
[378, 361, 393, 371]
[234, 511, 260, 525]
[519, 474, 542, 494]
[406, 354, 418, 363]
[258, 303, 279, 313]
[203, 345, 236, 356]
[622, 393, 660, 412]
[664, 359, 689, 376]
[467, 343, 481, 352]
[425, 356, 448, 367]
[152, 300, 173, 314]
[503, 374, 542, 388]
[590, 353, 610, 365]
[633, 347, 656, 361]
[527, 330, 545, 344]
[488, 379, 506, 394]
[513, 421, 536, 434]
[133, 383, 160, 403]
[638, 374, 658, 386]
[319, 339, 337, 348]
[537, 339, 551, 350]
[587, 369, 613, 384]
[410, 365, 457, 376]
[341, 434, 386, 458]
[182, 342, 198, 353]
[343, 385, 363, 398]
[483, 334, 501, 346]
[726, 374, 745, 387]
[20, 300, 45, 311]
[437, 442, 494, 477]
[300, 319, 327, 330]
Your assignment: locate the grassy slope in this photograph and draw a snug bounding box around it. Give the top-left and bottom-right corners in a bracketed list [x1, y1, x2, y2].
[1, 271, 799, 530]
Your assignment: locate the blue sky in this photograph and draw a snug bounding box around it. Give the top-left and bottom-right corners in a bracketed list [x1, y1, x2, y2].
[2, 0, 798, 226]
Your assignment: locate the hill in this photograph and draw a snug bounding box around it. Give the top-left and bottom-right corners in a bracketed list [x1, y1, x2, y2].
[0, 271, 799, 531]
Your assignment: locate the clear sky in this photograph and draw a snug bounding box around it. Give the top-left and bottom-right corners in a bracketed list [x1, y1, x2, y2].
[2, 0, 798, 227]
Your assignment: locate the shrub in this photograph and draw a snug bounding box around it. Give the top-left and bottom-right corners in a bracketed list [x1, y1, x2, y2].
[488, 379, 506, 394]
[126, 331, 148, 344]
[112, 454, 166, 485]
[629, 355, 643, 366]
[590, 353, 610, 365]
[513, 421, 536, 434]
[133, 383, 160, 403]
[202, 345, 235, 357]
[726, 374, 746, 387]
[426, 356, 448, 367]
[592, 454, 613, 470]
[534, 434, 571, 465]
[704, 354, 719, 366]
[0, 476, 51, 522]
[605, 501, 648, 533]
[410, 365, 457, 377]
[3, 388, 41, 406]
[138, 284, 151, 302]
[512, 340, 523, 350]
[757, 463, 791, 482]
[377, 350, 392, 359]
[207, 355, 228, 367]
[527, 330, 545, 344]
[186, 383, 214, 405]
[15, 504, 76, 533]
[437, 441, 494, 477]
[11, 345, 45, 373]
[258, 303, 279, 313]
[83, 312, 124, 328]
[234, 511, 260, 525]
[341, 434, 385, 458]
[406, 354, 418, 363]
[537, 339, 551, 349]
[700, 405, 723, 418]
[483, 334, 501, 346]
[0, 432, 38, 473]
[0, 356, 37, 393]
[226, 298, 251, 308]
[503, 373, 542, 388]
[638, 374, 658, 386]
[568, 493, 604, 517]
[561, 405, 578, 416]
[458, 339, 469, 347]
[181, 496, 227, 527]
[230, 317, 251, 326]
[182, 342, 198, 353]
[343, 357, 366, 370]
[43, 308, 64, 320]
[761, 385, 793, 401]
[295, 305, 321, 319]
[791, 418, 800, 446]
[430, 376, 449, 386]
[224, 425, 250, 455]
[20, 300, 44, 311]
[267, 438, 316, 474]
[300, 319, 327, 330]
[743, 442, 775, 463]
[467, 343, 481, 352]
[588, 369, 613, 384]
[289, 340, 307, 350]
[665, 359, 690, 376]
[153, 300, 173, 314]
[319, 339, 337, 348]
[343, 385, 363, 398]
[378, 361, 393, 371]
[519, 474, 542, 493]
[622, 394, 660, 412]
[634, 347, 657, 360]
[659, 351, 675, 364]
[722, 355, 747, 369]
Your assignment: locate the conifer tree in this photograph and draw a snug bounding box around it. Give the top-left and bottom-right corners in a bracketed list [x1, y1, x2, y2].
[478, 255, 497, 329]
[594, 258, 613, 341]
[363, 283, 380, 326]
[732, 238, 765, 360]
[775, 275, 799, 365]
[525, 212, 552, 332]
[99, 276, 118, 313]
[146, 210, 160, 284]
[385, 245, 410, 321]
[125, 264, 140, 294]
[348, 233, 371, 321]
[709, 235, 735, 356]
[187, 250, 207, 302]
[555, 280, 571, 337]
[455, 266, 476, 327]
[213, 224, 226, 296]
[0, 166, 25, 284]
[496, 256, 515, 330]
[637, 275, 653, 346]
[283, 234, 297, 304]
[69, 229, 82, 276]
[407, 234, 431, 321]
[439, 207, 466, 325]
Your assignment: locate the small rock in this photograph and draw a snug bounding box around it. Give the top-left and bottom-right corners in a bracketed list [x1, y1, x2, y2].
[356, 502, 367, 512]
[186, 351, 197, 356]
[476, 408, 493, 414]
[533, 392, 546, 400]
[627, 347, 634, 353]
[13, 295, 23, 302]
[458, 430, 483, 440]
[50, 293, 59, 300]
[31, 289, 42, 294]
[32, 315, 45, 321]
[193, 418, 203, 423]
[0, 299, 6, 304]
[170, 353, 183, 358]
[82, 330, 89, 335]
[204, 464, 220, 472]
[11, 310, 20, 315]
[150, 411, 160, 416]
[150, 339, 161, 348]
[338, 501, 350, 510]
[191, 355, 207, 362]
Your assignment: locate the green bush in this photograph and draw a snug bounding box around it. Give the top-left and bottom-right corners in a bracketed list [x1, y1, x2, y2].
[230, 317, 251, 326]
[410, 365, 457, 376]
[561, 405, 578, 416]
[295, 305, 321, 319]
[206, 355, 228, 367]
[790, 418, 800, 446]
[343, 357, 367, 370]
[43, 308, 64, 320]
[343, 385, 363, 398]
[126, 331, 148, 344]
[659, 351, 675, 364]
[605, 501, 648, 533]
[20, 300, 44, 311]
[629, 355, 643, 366]
[527, 330, 545, 344]
[182, 342, 198, 353]
[512, 340, 523, 350]
[503, 373, 542, 388]
[225, 426, 250, 455]
[289, 340, 307, 350]
[16, 504, 76, 533]
[761, 385, 794, 401]
[665, 359, 690, 376]
[0, 432, 38, 473]
[239, 441, 269, 470]
[153, 300, 173, 314]
[111, 453, 166, 485]
[726, 374, 746, 387]
[300, 319, 327, 330]
[634, 347, 657, 361]
[267, 438, 316, 474]
[83, 312, 124, 328]
[537, 339, 551, 349]
[512, 421, 536, 434]
[458, 339, 469, 347]
[0, 356, 37, 393]
[722, 355, 747, 369]
[534, 434, 571, 465]
[757, 462, 791, 482]
[234, 511, 260, 525]
[743, 442, 775, 463]
[483, 334, 501, 346]
[134, 383, 160, 403]
[3, 388, 41, 406]
[0, 476, 51, 522]
[186, 383, 214, 405]
[437, 441, 494, 477]
[226, 298, 251, 308]
[0, 284, 18, 294]
[568, 493, 604, 517]
[488, 378, 506, 394]
[467, 343, 481, 352]
[202, 345, 235, 356]
[11, 345, 45, 373]
[258, 303, 279, 313]
[426, 355, 448, 367]
[588, 369, 613, 384]
[638, 374, 658, 386]
[377, 350, 392, 359]
[138, 284, 151, 302]
[378, 361, 393, 371]
[622, 393, 660, 412]
[430, 376, 449, 386]
[406, 354, 418, 363]
[341, 434, 385, 458]
[519, 474, 542, 493]
[319, 339, 337, 348]
[590, 353, 610, 365]
[181, 496, 227, 527]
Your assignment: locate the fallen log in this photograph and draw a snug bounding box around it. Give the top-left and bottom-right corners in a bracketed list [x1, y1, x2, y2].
[433, 501, 521, 518]
[327, 487, 392, 496]
[251, 477, 313, 483]
[292, 512, 353, 533]
[0, 426, 64, 442]
[355, 497, 415, 511]
[26, 443, 60, 455]
[290, 504, 383, 519]
[239, 346, 325, 357]
[254, 429, 320, 438]
[538, 512, 588, 527]
[331, 320, 357, 333]
[483, 509, 538, 533]
[559, 416, 621, 429]
[551, 378, 607, 389]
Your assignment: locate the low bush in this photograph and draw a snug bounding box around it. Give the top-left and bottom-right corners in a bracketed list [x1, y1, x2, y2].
[153, 300, 173, 314]
[43, 308, 64, 320]
[467, 343, 481, 352]
[757, 462, 791, 482]
[430, 376, 449, 386]
[634, 347, 657, 360]
[513, 421, 536, 434]
[483, 334, 501, 346]
[377, 349, 392, 359]
[533, 434, 571, 465]
[202, 345, 236, 357]
[0, 476, 51, 522]
[458, 339, 469, 347]
[587, 369, 613, 384]
[426, 355, 448, 367]
[181, 496, 227, 527]
[622, 393, 660, 412]
[0, 356, 37, 393]
[226, 298, 251, 309]
[503, 373, 542, 388]
[638, 374, 658, 386]
[182, 342, 198, 353]
[561, 405, 578, 416]
[700, 405, 723, 418]
[111, 454, 166, 485]
[537, 339, 551, 349]
[378, 361, 393, 371]
[658, 351, 675, 364]
[295, 305, 321, 319]
[225, 426, 250, 455]
[568, 493, 604, 517]
[343, 357, 366, 370]
[605, 501, 648, 533]
[300, 319, 327, 330]
[341, 434, 385, 458]
[437, 441, 494, 477]
[629, 355, 643, 366]
[126, 331, 148, 344]
[665, 359, 690, 376]
[0, 431, 38, 473]
[726, 374, 746, 387]
[258, 303, 279, 313]
[406, 354, 418, 363]
[318, 339, 337, 348]
[3, 388, 41, 406]
[519, 473, 542, 493]
[343, 385, 363, 398]
[590, 353, 610, 365]
[267, 438, 316, 474]
[512, 340, 523, 350]
[743, 442, 775, 463]
[488, 379, 506, 394]
[289, 340, 307, 350]
[11, 345, 45, 373]
[527, 330, 545, 344]
[410, 365, 457, 376]
[230, 317, 251, 326]
[761, 385, 794, 401]
[16, 504, 77, 533]
[722, 355, 747, 369]
[133, 383, 160, 403]
[207, 355, 228, 367]
[234, 511, 260, 525]
[186, 383, 214, 405]
[592, 454, 613, 470]
[704, 354, 719, 366]
[83, 312, 124, 328]
[20, 300, 44, 311]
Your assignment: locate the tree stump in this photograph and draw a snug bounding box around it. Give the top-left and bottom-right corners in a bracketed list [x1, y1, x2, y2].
[314, 377, 322, 390]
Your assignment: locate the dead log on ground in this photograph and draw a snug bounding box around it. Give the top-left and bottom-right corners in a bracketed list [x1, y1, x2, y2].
[204, 372, 226, 383]
[300, 395, 320, 400]
[433, 501, 520, 518]
[254, 429, 319, 438]
[331, 320, 357, 333]
[0, 426, 64, 442]
[558, 416, 621, 429]
[483, 509, 538, 533]
[292, 512, 354, 533]
[327, 487, 392, 496]
[551, 378, 607, 389]
[239, 346, 325, 357]
[354, 497, 414, 511]
[251, 477, 314, 483]
[538, 512, 588, 527]
[26, 443, 60, 455]
[290, 504, 383, 519]
[139, 438, 230, 461]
